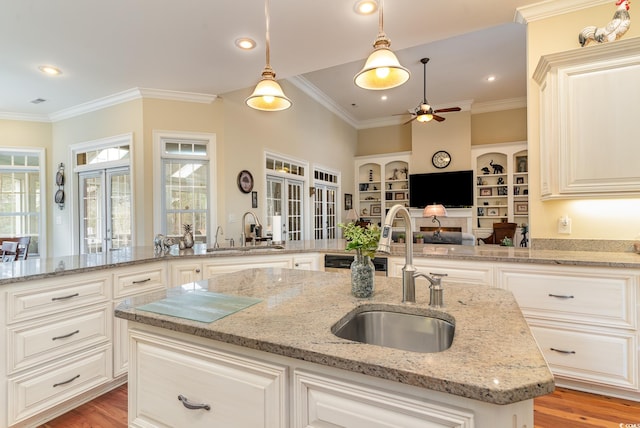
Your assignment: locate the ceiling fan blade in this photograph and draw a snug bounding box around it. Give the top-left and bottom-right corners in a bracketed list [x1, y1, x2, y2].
[403, 116, 417, 125]
[432, 114, 446, 122]
[433, 107, 461, 113]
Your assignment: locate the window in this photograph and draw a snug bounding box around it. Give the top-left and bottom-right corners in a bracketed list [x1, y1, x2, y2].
[0, 149, 43, 257]
[265, 153, 307, 241]
[73, 135, 132, 254]
[154, 132, 216, 246]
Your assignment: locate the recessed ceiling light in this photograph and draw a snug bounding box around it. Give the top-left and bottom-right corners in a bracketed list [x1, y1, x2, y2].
[354, 0, 377, 15]
[38, 65, 62, 76]
[486, 75, 496, 82]
[381, 95, 387, 101]
[235, 38, 256, 50]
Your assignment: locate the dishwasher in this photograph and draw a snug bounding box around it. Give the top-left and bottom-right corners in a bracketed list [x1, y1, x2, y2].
[324, 254, 388, 276]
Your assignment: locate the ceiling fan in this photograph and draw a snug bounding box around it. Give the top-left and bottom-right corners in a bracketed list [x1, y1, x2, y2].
[399, 58, 461, 125]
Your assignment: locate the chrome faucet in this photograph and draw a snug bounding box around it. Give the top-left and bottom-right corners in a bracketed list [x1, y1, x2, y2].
[240, 211, 262, 247]
[214, 226, 223, 248]
[413, 272, 448, 308]
[377, 205, 418, 303]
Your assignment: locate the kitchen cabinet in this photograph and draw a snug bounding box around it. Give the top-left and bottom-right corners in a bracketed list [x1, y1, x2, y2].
[533, 37, 640, 199]
[127, 323, 534, 428]
[128, 328, 287, 428]
[354, 152, 410, 226]
[388, 256, 493, 287]
[472, 142, 528, 245]
[496, 263, 639, 398]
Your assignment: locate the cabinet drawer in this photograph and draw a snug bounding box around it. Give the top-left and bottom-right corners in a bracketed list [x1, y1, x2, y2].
[498, 266, 636, 328]
[113, 262, 166, 298]
[7, 273, 110, 324]
[131, 331, 286, 428]
[294, 370, 474, 428]
[530, 324, 637, 390]
[392, 257, 493, 287]
[8, 345, 111, 425]
[8, 305, 111, 373]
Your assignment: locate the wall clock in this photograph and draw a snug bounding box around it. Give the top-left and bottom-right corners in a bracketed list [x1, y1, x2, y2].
[237, 170, 254, 193]
[432, 150, 451, 169]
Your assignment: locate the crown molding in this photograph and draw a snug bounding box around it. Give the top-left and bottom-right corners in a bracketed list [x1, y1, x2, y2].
[515, 0, 611, 24]
[0, 112, 51, 123]
[49, 88, 217, 122]
[286, 76, 360, 129]
[471, 97, 527, 114]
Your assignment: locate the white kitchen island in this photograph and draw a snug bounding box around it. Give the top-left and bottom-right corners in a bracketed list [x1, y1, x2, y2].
[116, 267, 554, 428]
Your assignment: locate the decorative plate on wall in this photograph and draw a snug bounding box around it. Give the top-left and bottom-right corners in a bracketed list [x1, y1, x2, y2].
[237, 170, 254, 193]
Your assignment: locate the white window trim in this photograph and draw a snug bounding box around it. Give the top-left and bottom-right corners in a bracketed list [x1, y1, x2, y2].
[69, 133, 134, 255]
[0, 147, 46, 258]
[153, 130, 217, 247]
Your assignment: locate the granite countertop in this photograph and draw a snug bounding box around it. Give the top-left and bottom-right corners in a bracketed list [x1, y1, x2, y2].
[115, 267, 555, 405]
[3, 239, 640, 285]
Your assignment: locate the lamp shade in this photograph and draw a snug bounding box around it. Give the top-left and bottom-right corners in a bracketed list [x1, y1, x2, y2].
[354, 38, 410, 90]
[416, 112, 433, 122]
[423, 204, 447, 218]
[346, 209, 359, 221]
[246, 67, 292, 111]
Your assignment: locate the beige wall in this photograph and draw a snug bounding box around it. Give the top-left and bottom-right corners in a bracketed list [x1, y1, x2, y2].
[51, 100, 144, 256]
[527, 5, 640, 241]
[220, 80, 358, 240]
[471, 108, 527, 145]
[357, 124, 411, 156]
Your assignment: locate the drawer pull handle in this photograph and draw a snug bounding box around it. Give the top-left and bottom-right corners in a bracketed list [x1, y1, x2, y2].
[132, 278, 151, 284]
[550, 347, 576, 354]
[51, 293, 79, 301]
[548, 293, 574, 299]
[178, 394, 211, 411]
[53, 374, 80, 388]
[52, 330, 80, 341]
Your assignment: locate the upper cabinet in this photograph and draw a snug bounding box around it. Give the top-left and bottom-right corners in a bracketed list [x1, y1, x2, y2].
[354, 153, 410, 226]
[533, 37, 640, 199]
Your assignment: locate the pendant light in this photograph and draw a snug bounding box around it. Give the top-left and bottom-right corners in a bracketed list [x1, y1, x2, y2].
[416, 58, 433, 122]
[246, 0, 292, 111]
[354, 0, 409, 90]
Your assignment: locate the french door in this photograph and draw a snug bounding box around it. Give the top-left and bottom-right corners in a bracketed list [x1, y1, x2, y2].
[313, 184, 337, 239]
[266, 176, 304, 241]
[78, 167, 131, 253]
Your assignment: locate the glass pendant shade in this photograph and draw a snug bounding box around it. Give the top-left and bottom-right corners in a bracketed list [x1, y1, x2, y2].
[354, 36, 410, 90]
[246, 66, 292, 111]
[416, 112, 433, 122]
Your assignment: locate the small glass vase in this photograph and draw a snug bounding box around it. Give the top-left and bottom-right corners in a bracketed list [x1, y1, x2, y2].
[351, 251, 375, 298]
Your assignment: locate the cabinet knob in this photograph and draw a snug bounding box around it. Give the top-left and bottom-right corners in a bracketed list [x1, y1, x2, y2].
[294, 263, 299, 267]
[195, 268, 201, 273]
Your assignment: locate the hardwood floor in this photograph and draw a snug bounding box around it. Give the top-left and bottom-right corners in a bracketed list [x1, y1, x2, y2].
[39, 385, 640, 427]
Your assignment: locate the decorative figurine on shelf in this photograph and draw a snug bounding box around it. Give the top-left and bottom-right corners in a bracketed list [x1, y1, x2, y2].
[154, 234, 175, 253]
[392, 168, 399, 180]
[182, 224, 195, 248]
[579, 0, 631, 47]
[520, 224, 529, 248]
[481, 167, 490, 175]
[497, 177, 505, 185]
[490, 160, 504, 174]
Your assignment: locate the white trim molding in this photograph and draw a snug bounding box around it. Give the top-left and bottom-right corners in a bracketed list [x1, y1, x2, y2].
[516, 0, 612, 24]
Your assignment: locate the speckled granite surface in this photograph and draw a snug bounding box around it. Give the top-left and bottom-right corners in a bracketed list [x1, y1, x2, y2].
[115, 267, 555, 405]
[2, 239, 640, 285]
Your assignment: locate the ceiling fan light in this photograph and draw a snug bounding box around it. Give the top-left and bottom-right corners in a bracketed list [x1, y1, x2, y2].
[416, 113, 433, 123]
[354, 44, 410, 90]
[246, 67, 292, 111]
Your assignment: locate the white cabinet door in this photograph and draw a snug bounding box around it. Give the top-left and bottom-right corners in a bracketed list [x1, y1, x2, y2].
[294, 370, 474, 428]
[130, 329, 287, 428]
[169, 260, 204, 285]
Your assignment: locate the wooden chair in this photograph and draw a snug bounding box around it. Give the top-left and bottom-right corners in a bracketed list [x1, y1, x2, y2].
[0, 237, 31, 260]
[477, 223, 517, 245]
[1, 241, 18, 262]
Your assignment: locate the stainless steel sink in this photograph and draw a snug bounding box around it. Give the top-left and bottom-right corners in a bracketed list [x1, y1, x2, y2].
[206, 245, 285, 253]
[332, 309, 454, 353]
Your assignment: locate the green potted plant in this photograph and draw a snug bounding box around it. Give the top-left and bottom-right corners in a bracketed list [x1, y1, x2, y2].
[415, 233, 424, 244]
[397, 233, 405, 244]
[339, 222, 381, 297]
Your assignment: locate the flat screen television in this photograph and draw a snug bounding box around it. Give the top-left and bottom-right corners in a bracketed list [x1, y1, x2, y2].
[409, 170, 474, 208]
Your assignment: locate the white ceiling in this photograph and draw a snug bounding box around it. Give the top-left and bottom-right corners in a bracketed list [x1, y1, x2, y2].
[0, 1, 573, 126]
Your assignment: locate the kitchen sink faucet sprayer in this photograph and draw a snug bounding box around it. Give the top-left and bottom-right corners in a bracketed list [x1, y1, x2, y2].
[377, 204, 447, 305]
[241, 211, 262, 247]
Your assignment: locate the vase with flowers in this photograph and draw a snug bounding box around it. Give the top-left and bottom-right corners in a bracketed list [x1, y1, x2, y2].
[339, 222, 381, 298]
